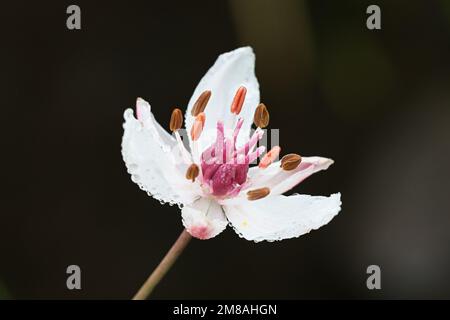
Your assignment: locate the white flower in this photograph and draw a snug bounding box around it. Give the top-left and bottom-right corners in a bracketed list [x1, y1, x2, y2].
[122, 47, 341, 242]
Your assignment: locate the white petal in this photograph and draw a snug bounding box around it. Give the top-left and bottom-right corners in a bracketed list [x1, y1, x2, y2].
[250, 156, 334, 195]
[223, 193, 341, 242]
[122, 98, 201, 205]
[185, 47, 260, 160]
[220, 156, 334, 206]
[182, 197, 228, 240]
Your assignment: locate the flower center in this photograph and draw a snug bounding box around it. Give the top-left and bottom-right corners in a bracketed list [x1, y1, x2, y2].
[172, 86, 281, 201]
[200, 119, 265, 198]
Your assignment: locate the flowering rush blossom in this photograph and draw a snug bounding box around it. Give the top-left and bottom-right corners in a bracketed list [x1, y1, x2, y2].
[122, 47, 341, 243]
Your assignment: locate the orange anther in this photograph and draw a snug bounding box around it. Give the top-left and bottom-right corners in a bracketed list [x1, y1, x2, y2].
[259, 146, 281, 169]
[190, 112, 206, 141]
[230, 86, 247, 115]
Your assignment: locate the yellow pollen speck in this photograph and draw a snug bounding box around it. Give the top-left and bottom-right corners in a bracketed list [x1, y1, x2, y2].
[242, 220, 248, 227]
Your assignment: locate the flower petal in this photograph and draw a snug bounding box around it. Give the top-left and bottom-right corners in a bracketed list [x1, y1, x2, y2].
[122, 98, 202, 205]
[220, 156, 334, 206]
[223, 193, 341, 242]
[182, 198, 228, 240]
[185, 47, 260, 160]
[250, 156, 334, 194]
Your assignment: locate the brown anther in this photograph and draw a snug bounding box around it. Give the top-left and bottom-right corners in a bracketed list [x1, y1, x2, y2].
[280, 154, 302, 171]
[190, 112, 206, 141]
[191, 90, 212, 116]
[230, 86, 247, 115]
[169, 108, 183, 132]
[185, 163, 200, 182]
[253, 103, 270, 128]
[247, 187, 271, 201]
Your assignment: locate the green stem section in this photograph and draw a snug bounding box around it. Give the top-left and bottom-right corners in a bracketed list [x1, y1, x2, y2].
[132, 229, 192, 300]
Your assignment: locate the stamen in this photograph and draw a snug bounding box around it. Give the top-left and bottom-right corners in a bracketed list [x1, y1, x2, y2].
[190, 112, 205, 141]
[247, 187, 270, 201]
[169, 108, 183, 132]
[259, 146, 281, 169]
[169, 108, 191, 163]
[175, 131, 192, 164]
[191, 90, 212, 116]
[253, 103, 270, 128]
[230, 86, 247, 115]
[280, 153, 302, 171]
[185, 163, 200, 182]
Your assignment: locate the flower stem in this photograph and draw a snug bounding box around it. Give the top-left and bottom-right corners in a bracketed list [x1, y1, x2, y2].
[132, 229, 192, 300]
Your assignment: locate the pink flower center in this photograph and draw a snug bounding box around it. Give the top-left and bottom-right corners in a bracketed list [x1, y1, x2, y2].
[200, 119, 265, 198]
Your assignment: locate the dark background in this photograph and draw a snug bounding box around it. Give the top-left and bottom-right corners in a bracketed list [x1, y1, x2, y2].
[1, 0, 450, 299]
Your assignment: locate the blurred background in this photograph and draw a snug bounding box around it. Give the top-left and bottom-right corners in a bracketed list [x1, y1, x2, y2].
[1, 0, 450, 299]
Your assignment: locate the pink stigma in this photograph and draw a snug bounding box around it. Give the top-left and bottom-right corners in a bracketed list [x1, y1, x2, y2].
[200, 119, 264, 198]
